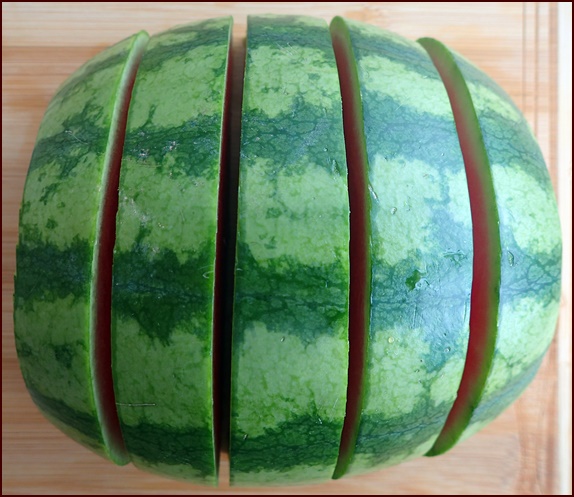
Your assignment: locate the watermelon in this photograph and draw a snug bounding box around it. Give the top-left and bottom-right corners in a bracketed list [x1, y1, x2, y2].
[229, 15, 350, 485]
[13, 31, 148, 464]
[330, 17, 473, 476]
[12, 13, 562, 488]
[111, 17, 232, 484]
[419, 38, 562, 455]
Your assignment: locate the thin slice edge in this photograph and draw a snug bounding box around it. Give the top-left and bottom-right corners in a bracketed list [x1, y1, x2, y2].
[418, 37, 502, 456]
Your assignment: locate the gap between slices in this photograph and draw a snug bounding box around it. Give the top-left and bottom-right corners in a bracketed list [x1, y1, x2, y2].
[418, 37, 502, 456]
[330, 16, 371, 480]
[92, 31, 149, 465]
[213, 26, 242, 469]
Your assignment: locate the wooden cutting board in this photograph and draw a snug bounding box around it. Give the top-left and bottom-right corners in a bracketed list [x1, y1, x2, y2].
[2, 2, 571, 495]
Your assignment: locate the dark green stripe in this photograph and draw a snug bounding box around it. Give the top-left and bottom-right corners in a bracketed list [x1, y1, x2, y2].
[138, 22, 230, 73]
[457, 89, 555, 193]
[112, 234, 213, 346]
[351, 29, 440, 80]
[26, 110, 108, 178]
[351, 399, 453, 467]
[230, 414, 341, 476]
[362, 91, 465, 173]
[247, 15, 335, 58]
[233, 242, 348, 347]
[498, 241, 561, 303]
[469, 353, 544, 427]
[122, 114, 223, 180]
[120, 422, 214, 477]
[240, 107, 347, 178]
[29, 387, 103, 446]
[370, 249, 472, 375]
[54, 50, 128, 103]
[14, 238, 91, 309]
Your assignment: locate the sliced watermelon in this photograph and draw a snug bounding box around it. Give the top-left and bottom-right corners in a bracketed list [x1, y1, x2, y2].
[111, 17, 232, 484]
[13, 31, 149, 463]
[229, 15, 350, 485]
[419, 38, 562, 455]
[12, 14, 562, 488]
[330, 17, 474, 476]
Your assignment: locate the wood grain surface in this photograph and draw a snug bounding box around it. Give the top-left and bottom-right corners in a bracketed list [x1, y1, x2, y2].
[2, 3, 571, 495]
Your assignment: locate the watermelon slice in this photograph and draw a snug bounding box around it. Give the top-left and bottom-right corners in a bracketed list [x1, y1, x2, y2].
[13, 31, 149, 463]
[419, 38, 562, 455]
[229, 15, 350, 485]
[111, 17, 232, 484]
[330, 17, 474, 476]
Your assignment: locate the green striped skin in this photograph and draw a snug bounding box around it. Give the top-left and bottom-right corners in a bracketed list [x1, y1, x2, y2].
[14, 32, 149, 463]
[111, 17, 232, 484]
[423, 42, 562, 452]
[335, 19, 474, 476]
[230, 15, 350, 485]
